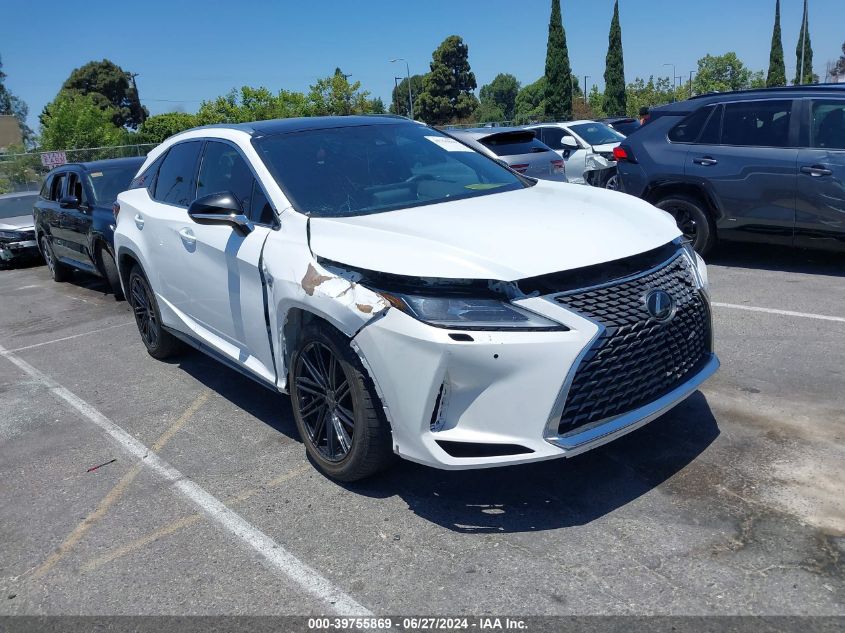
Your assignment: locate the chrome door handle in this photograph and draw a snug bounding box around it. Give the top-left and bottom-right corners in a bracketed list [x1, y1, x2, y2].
[134, 214, 145, 229]
[693, 157, 718, 166]
[178, 228, 196, 245]
[800, 165, 833, 177]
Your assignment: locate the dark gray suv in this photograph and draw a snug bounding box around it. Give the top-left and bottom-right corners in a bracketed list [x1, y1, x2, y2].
[615, 85, 845, 254]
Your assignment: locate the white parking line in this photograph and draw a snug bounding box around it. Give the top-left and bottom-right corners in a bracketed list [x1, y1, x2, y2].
[6, 321, 135, 353]
[712, 302, 845, 324]
[0, 342, 372, 616]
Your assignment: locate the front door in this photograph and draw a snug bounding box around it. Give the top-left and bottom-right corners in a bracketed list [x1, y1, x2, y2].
[795, 98, 845, 251]
[60, 171, 95, 268]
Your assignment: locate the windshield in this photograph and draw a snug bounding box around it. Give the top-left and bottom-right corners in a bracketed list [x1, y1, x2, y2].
[253, 123, 527, 218]
[0, 193, 37, 220]
[570, 122, 625, 146]
[85, 164, 140, 206]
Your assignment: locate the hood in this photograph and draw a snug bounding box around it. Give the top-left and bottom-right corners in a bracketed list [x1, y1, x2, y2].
[0, 216, 35, 232]
[308, 181, 681, 281]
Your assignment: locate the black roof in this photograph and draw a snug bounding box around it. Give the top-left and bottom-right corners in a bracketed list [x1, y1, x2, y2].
[195, 115, 415, 137]
[652, 83, 845, 114]
[63, 156, 146, 171]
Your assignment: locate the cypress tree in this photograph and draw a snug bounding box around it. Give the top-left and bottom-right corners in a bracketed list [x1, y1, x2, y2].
[766, 0, 786, 87]
[544, 0, 572, 120]
[603, 0, 626, 116]
[794, 0, 815, 84]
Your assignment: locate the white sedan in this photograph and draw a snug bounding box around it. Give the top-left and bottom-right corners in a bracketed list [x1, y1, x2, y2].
[114, 116, 717, 481]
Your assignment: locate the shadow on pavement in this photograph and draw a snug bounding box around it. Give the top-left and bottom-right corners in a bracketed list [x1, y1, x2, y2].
[708, 242, 845, 277]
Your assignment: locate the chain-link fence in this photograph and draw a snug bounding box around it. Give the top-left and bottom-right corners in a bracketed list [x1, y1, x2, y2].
[0, 144, 157, 194]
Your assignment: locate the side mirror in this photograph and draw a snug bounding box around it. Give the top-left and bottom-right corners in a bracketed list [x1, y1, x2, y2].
[188, 192, 253, 234]
[562, 136, 579, 149]
[59, 195, 80, 209]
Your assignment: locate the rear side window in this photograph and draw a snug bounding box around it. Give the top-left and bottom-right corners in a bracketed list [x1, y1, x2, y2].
[481, 132, 551, 157]
[197, 141, 255, 210]
[130, 153, 166, 193]
[698, 105, 723, 145]
[153, 141, 203, 207]
[810, 100, 845, 150]
[668, 106, 714, 143]
[721, 100, 792, 148]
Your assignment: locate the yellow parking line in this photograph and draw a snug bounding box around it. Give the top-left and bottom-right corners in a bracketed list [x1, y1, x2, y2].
[81, 463, 311, 573]
[27, 390, 210, 581]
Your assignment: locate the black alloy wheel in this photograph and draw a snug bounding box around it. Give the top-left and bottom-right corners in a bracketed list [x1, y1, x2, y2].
[40, 236, 70, 282]
[655, 194, 715, 255]
[128, 266, 181, 359]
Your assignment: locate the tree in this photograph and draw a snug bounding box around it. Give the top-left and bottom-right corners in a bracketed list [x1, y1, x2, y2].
[588, 84, 606, 118]
[794, 0, 817, 84]
[195, 86, 310, 125]
[416, 36, 479, 125]
[39, 93, 123, 150]
[833, 41, 845, 77]
[474, 101, 506, 124]
[624, 76, 676, 118]
[0, 54, 33, 144]
[766, 0, 786, 86]
[479, 73, 520, 121]
[137, 112, 197, 144]
[603, 0, 627, 116]
[692, 53, 753, 93]
[544, 0, 572, 121]
[369, 97, 386, 114]
[57, 59, 148, 128]
[390, 74, 424, 117]
[308, 69, 372, 116]
[514, 77, 546, 123]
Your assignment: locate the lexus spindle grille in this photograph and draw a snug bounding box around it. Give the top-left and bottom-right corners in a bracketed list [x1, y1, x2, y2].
[555, 253, 711, 435]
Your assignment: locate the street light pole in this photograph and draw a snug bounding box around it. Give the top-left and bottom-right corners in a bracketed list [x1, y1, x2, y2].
[663, 63, 676, 101]
[390, 58, 413, 119]
[688, 71, 695, 97]
[583, 75, 590, 103]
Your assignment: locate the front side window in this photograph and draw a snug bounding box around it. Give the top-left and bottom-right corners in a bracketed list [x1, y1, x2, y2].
[50, 173, 66, 201]
[721, 100, 792, 148]
[66, 172, 87, 205]
[810, 100, 845, 150]
[153, 141, 203, 207]
[197, 142, 255, 211]
[253, 123, 526, 218]
[568, 122, 625, 146]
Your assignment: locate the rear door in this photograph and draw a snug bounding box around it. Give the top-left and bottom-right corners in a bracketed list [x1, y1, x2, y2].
[684, 98, 799, 246]
[795, 98, 845, 251]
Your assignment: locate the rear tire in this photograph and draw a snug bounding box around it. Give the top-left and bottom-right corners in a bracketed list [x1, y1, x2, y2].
[40, 235, 71, 282]
[98, 245, 124, 301]
[128, 265, 181, 359]
[655, 194, 716, 255]
[290, 322, 394, 482]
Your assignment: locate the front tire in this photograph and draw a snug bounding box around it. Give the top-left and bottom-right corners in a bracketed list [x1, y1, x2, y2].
[290, 323, 394, 482]
[655, 194, 716, 255]
[40, 235, 71, 282]
[128, 266, 181, 359]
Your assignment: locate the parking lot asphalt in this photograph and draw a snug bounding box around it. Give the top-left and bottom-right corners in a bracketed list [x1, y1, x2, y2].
[0, 243, 842, 616]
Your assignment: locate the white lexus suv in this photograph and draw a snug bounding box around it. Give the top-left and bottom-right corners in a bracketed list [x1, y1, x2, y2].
[114, 116, 718, 481]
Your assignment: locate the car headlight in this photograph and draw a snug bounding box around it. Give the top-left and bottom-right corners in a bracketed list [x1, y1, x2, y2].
[679, 240, 709, 292]
[380, 293, 565, 331]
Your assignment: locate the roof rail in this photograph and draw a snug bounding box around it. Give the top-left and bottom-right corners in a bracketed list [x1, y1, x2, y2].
[688, 83, 845, 101]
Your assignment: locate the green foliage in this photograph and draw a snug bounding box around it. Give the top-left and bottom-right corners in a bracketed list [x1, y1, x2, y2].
[766, 0, 786, 87]
[196, 86, 310, 125]
[369, 97, 386, 114]
[587, 85, 606, 118]
[390, 75, 424, 117]
[692, 52, 753, 93]
[416, 36, 479, 125]
[137, 112, 198, 144]
[478, 73, 520, 121]
[794, 0, 817, 84]
[39, 92, 123, 150]
[514, 77, 546, 123]
[308, 69, 373, 116]
[834, 42, 845, 77]
[57, 59, 148, 129]
[474, 101, 506, 124]
[0, 54, 33, 144]
[624, 76, 677, 118]
[603, 0, 627, 116]
[544, 0, 572, 120]
[0, 143, 40, 194]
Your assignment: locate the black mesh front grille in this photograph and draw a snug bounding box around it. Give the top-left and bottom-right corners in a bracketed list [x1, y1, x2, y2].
[555, 253, 710, 435]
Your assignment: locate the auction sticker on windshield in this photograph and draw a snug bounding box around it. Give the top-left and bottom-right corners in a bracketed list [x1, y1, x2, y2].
[425, 136, 472, 152]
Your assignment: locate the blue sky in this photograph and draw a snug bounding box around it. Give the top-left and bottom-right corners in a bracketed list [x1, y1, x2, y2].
[3, 0, 842, 130]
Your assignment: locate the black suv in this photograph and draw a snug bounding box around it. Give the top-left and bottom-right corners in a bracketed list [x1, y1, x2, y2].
[34, 157, 144, 297]
[615, 85, 845, 254]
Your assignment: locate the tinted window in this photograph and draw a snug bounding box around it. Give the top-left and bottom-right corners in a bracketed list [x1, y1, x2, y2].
[49, 173, 66, 201]
[66, 172, 87, 205]
[668, 106, 713, 143]
[86, 164, 142, 206]
[698, 105, 722, 145]
[40, 177, 51, 199]
[611, 120, 640, 136]
[568, 122, 625, 146]
[130, 153, 166, 192]
[480, 132, 551, 157]
[721, 100, 792, 148]
[197, 142, 254, 210]
[249, 181, 275, 225]
[537, 127, 568, 150]
[254, 123, 525, 218]
[0, 193, 38, 219]
[153, 141, 202, 206]
[810, 100, 845, 150]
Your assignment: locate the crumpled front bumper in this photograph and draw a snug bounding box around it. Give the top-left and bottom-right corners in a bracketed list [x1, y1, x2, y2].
[352, 295, 718, 470]
[0, 239, 40, 264]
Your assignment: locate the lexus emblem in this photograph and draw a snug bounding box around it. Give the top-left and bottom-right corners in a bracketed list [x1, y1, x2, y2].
[644, 289, 675, 322]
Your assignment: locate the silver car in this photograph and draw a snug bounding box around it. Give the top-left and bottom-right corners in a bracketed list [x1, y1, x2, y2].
[0, 191, 40, 268]
[447, 128, 567, 182]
